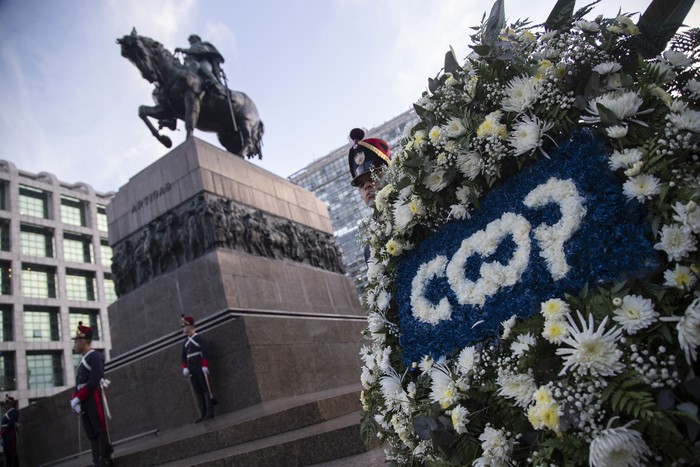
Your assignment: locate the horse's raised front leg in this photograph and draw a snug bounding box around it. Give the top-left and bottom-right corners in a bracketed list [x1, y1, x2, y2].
[139, 104, 173, 148]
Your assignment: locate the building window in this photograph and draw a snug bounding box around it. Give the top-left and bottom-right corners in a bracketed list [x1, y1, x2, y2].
[0, 352, 16, 391]
[68, 308, 100, 340]
[99, 240, 112, 267]
[21, 264, 57, 298]
[103, 275, 117, 304]
[96, 205, 108, 232]
[63, 233, 93, 263]
[0, 180, 7, 211]
[60, 196, 85, 227]
[0, 305, 13, 342]
[0, 219, 9, 251]
[0, 261, 11, 295]
[65, 269, 96, 301]
[20, 224, 54, 258]
[27, 351, 64, 389]
[19, 185, 49, 219]
[23, 306, 61, 341]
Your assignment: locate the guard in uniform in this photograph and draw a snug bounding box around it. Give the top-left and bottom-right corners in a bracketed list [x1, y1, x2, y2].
[71, 322, 113, 466]
[1, 394, 19, 467]
[181, 315, 214, 422]
[348, 127, 391, 262]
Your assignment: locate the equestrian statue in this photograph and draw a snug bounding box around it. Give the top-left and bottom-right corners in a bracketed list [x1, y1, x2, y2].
[117, 29, 264, 159]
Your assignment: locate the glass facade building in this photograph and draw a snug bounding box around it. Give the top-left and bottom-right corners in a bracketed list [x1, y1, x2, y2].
[0, 160, 115, 405]
[289, 110, 418, 293]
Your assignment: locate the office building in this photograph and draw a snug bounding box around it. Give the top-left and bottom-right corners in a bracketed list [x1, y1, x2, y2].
[0, 160, 116, 406]
[289, 109, 418, 292]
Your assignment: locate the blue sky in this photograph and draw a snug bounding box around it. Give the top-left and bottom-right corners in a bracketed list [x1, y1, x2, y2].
[1, 0, 698, 193]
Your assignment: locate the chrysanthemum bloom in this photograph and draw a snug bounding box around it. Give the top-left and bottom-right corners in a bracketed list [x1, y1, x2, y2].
[456, 345, 477, 376]
[456, 151, 483, 179]
[593, 61, 622, 75]
[511, 332, 536, 357]
[423, 168, 449, 192]
[473, 426, 515, 467]
[589, 423, 650, 467]
[556, 312, 625, 377]
[574, 19, 600, 32]
[622, 174, 661, 202]
[605, 125, 628, 138]
[677, 298, 700, 363]
[608, 147, 643, 171]
[608, 15, 640, 35]
[496, 370, 537, 407]
[583, 90, 644, 123]
[672, 201, 700, 233]
[668, 108, 700, 132]
[450, 404, 470, 434]
[663, 264, 697, 289]
[508, 115, 554, 156]
[429, 125, 442, 145]
[374, 183, 394, 211]
[379, 368, 409, 412]
[430, 364, 460, 408]
[501, 75, 541, 113]
[663, 50, 694, 69]
[527, 400, 561, 432]
[542, 319, 569, 344]
[687, 79, 700, 98]
[613, 294, 659, 334]
[654, 224, 698, 261]
[476, 111, 507, 139]
[501, 315, 517, 340]
[444, 117, 467, 137]
[540, 298, 570, 321]
[385, 239, 401, 256]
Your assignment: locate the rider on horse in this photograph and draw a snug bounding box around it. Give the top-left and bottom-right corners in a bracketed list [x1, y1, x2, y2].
[175, 35, 226, 96]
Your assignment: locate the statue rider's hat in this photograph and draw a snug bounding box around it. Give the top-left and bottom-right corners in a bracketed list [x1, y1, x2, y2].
[348, 128, 390, 187]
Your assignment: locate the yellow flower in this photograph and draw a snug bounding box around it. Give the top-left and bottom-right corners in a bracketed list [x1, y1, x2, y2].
[520, 30, 536, 43]
[386, 239, 399, 256]
[539, 403, 560, 432]
[533, 386, 553, 405]
[476, 111, 507, 139]
[543, 320, 568, 344]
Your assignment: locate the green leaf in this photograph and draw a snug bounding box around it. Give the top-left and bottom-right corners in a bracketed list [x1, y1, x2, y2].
[413, 415, 438, 440]
[428, 77, 440, 94]
[596, 103, 621, 126]
[483, 0, 505, 47]
[545, 0, 577, 31]
[444, 46, 461, 75]
[637, 0, 695, 58]
[471, 44, 491, 56]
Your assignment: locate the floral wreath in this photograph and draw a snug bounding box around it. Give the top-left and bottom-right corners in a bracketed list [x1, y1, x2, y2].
[359, 1, 700, 465]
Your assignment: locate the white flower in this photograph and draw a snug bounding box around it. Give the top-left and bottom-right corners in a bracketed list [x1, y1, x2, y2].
[444, 117, 467, 137]
[511, 332, 536, 357]
[686, 79, 700, 98]
[449, 204, 469, 220]
[496, 370, 536, 407]
[556, 312, 625, 377]
[367, 312, 385, 333]
[654, 224, 698, 261]
[540, 298, 570, 321]
[664, 264, 697, 289]
[473, 426, 514, 467]
[476, 110, 507, 139]
[456, 151, 483, 179]
[589, 423, 651, 467]
[608, 148, 643, 171]
[451, 405, 470, 434]
[411, 255, 452, 324]
[375, 290, 391, 311]
[429, 125, 442, 145]
[501, 75, 541, 113]
[456, 346, 478, 376]
[672, 201, 700, 233]
[542, 319, 570, 344]
[423, 168, 449, 192]
[613, 294, 659, 334]
[622, 174, 661, 202]
[573, 19, 600, 32]
[412, 129, 428, 151]
[379, 368, 409, 412]
[419, 355, 434, 373]
[374, 183, 393, 211]
[430, 364, 459, 408]
[605, 125, 628, 138]
[678, 298, 700, 363]
[593, 61, 622, 75]
[583, 90, 645, 123]
[501, 315, 517, 340]
[508, 115, 554, 156]
[393, 195, 425, 230]
[663, 50, 694, 69]
[668, 108, 700, 132]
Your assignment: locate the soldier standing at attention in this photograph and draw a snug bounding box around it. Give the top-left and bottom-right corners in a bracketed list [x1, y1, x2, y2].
[181, 315, 215, 422]
[71, 322, 113, 466]
[347, 127, 391, 262]
[1, 394, 19, 467]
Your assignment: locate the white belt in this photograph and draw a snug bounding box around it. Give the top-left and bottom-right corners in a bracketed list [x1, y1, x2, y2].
[187, 352, 202, 359]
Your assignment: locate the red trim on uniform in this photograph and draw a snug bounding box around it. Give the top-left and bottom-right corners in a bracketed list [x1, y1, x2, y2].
[182, 362, 187, 368]
[202, 359, 209, 367]
[76, 386, 89, 400]
[94, 388, 107, 430]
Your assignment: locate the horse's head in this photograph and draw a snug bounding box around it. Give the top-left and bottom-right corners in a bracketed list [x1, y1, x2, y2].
[117, 29, 160, 83]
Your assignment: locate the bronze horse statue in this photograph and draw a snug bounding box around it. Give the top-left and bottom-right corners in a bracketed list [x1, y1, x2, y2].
[117, 29, 264, 159]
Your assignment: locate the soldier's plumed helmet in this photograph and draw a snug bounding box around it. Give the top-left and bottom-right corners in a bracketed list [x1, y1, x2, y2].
[348, 128, 390, 187]
[74, 321, 94, 341]
[181, 314, 195, 327]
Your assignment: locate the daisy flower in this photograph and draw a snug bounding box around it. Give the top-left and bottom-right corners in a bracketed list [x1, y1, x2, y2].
[663, 264, 697, 289]
[501, 75, 541, 113]
[540, 298, 570, 321]
[613, 294, 659, 334]
[622, 174, 661, 202]
[556, 312, 624, 377]
[654, 224, 698, 261]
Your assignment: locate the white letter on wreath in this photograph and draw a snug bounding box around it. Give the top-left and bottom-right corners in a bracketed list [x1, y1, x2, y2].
[411, 255, 452, 324]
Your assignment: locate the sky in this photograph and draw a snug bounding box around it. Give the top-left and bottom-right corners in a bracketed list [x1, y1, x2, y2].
[1, 0, 698, 194]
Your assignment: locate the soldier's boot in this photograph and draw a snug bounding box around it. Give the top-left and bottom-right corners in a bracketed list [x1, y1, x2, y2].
[195, 397, 207, 423]
[98, 432, 114, 465]
[202, 396, 215, 421]
[91, 438, 100, 466]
